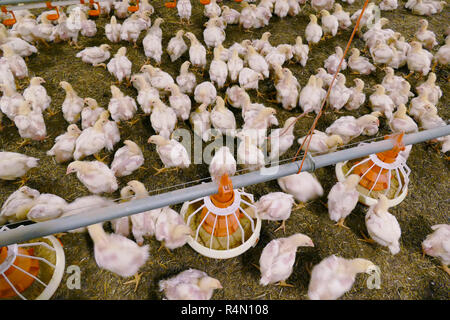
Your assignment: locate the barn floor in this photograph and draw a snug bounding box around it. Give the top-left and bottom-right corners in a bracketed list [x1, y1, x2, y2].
[0, 1, 449, 300]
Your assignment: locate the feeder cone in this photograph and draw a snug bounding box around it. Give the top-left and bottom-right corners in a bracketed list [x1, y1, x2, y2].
[353, 133, 405, 192]
[45, 2, 60, 21]
[0, 246, 40, 298]
[1, 7, 16, 26]
[200, 174, 243, 237]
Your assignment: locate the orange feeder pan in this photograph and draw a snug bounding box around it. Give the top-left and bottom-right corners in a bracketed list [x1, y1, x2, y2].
[1, 6, 16, 26]
[80, 0, 101, 17]
[0, 246, 39, 299]
[165, 1, 176, 8]
[200, 0, 211, 5]
[128, 0, 139, 12]
[45, 2, 60, 21]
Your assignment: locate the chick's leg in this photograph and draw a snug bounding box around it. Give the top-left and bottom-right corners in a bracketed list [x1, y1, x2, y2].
[277, 280, 294, 288]
[292, 202, 305, 211]
[358, 230, 376, 244]
[157, 241, 172, 255]
[334, 217, 350, 230]
[124, 272, 143, 292]
[274, 220, 286, 233]
[440, 264, 450, 276]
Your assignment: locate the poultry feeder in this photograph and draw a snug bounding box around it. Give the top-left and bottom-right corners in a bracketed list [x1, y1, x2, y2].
[164, 1, 177, 8]
[45, 2, 60, 21]
[180, 174, 261, 259]
[80, 0, 101, 17]
[335, 133, 411, 207]
[0, 226, 65, 300]
[128, 0, 139, 12]
[1, 6, 16, 26]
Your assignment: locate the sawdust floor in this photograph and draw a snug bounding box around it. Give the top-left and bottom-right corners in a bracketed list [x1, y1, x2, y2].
[0, 1, 449, 299]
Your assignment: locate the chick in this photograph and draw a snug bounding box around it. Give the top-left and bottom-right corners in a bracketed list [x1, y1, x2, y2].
[328, 73, 352, 112]
[66, 160, 118, 194]
[155, 206, 192, 250]
[194, 81, 217, 106]
[167, 30, 188, 62]
[0, 83, 24, 121]
[256, 192, 295, 232]
[190, 103, 211, 142]
[79, 11, 96, 37]
[27, 193, 68, 222]
[209, 146, 237, 182]
[184, 32, 207, 69]
[273, 67, 299, 111]
[0, 44, 28, 79]
[0, 151, 38, 181]
[370, 40, 394, 66]
[422, 224, 450, 275]
[299, 75, 325, 114]
[311, 0, 335, 11]
[225, 85, 249, 109]
[327, 174, 360, 228]
[380, 0, 398, 10]
[260, 233, 314, 286]
[245, 44, 270, 79]
[140, 65, 174, 92]
[148, 135, 190, 175]
[47, 124, 81, 163]
[314, 68, 333, 89]
[73, 117, 107, 160]
[406, 41, 433, 77]
[143, 25, 163, 65]
[415, 19, 437, 50]
[0, 186, 40, 224]
[297, 130, 343, 154]
[348, 48, 375, 75]
[239, 2, 257, 29]
[268, 117, 297, 161]
[60, 81, 83, 124]
[389, 104, 418, 134]
[176, 61, 197, 95]
[325, 113, 381, 143]
[120, 13, 149, 48]
[416, 72, 442, 105]
[278, 172, 323, 206]
[76, 44, 111, 67]
[111, 140, 144, 177]
[346, 78, 366, 111]
[381, 67, 409, 95]
[166, 83, 191, 121]
[252, 32, 273, 55]
[369, 84, 395, 120]
[107, 85, 137, 123]
[149, 98, 177, 140]
[0, 59, 16, 92]
[227, 49, 244, 83]
[23, 77, 51, 113]
[236, 133, 265, 171]
[320, 10, 338, 39]
[239, 67, 264, 92]
[105, 16, 121, 43]
[292, 36, 309, 67]
[274, 0, 289, 18]
[14, 100, 47, 141]
[221, 5, 240, 25]
[114, 0, 131, 19]
[203, 17, 226, 49]
[81, 97, 105, 129]
[159, 269, 222, 300]
[332, 3, 351, 29]
[107, 47, 132, 85]
[211, 96, 236, 137]
[305, 14, 323, 46]
[433, 36, 450, 68]
[209, 46, 228, 89]
[177, 0, 192, 24]
[308, 255, 375, 300]
[130, 74, 159, 115]
[365, 195, 401, 255]
[324, 46, 347, 75]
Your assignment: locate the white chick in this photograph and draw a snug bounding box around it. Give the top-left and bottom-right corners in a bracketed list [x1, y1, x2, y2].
[417, 104, 446, 131]
[0, 27, 37, 57]
[107, 47, 132, 84]
[211, 96, 236, 137]
[422, 224, 450, 275]
[33, 14, 55, 43]
[433, 36, 450, 67]
[167, 30, 188, 62]
[81, 98, 105, 129]
[380, 0, 398, 10]
[227, 49, 244, 83]
[209, 146, 237, 182]
[415, 19, 437, 50]
[221, 5, 240, 25]
[308, 255, 375, 300]
[111, 140, 144, 177]
[80, 13, 96, 37]
[166, 83, 191, 121]
[327, 174, 360, 228]
[140, 65, 174, 92]
[149, 98, 177, 139]
[0, 83, 24, 121]
[328, 73, 352, 112]
[275, 67, 300, 111]
[369, 84, 395, 120]
[47, 124, 81, 163]
[23, 77, 51, 113]
[406, 41, 433, 76]
[0, 151, 38, 181]
[184, 32, 207, 69]
[155, 206, 191, 250]
[0, 186, 40, 224]
[324, 46, 347, 75]
[0, 58, 15, 92]
[365, 195, 401, 255]
[381, 67, 409, 95]
[203, 18, 225, 49]
[332, 4, 351, 29]
[416, 72, 442, 105]
[14, 100, 47, 141]
[159, 269, 222, 300]
[311, 0, 334, 11]
[236, 133, 265, 171]
[130, 74, 159, 115]
[409, 92, 433, 120]
[268, 117, 297, 161]
[239, 2, 257, 29]
[190, 103, 211, 142]
[256, 192, 295, 232]
[293, 36, 309, 66]
[120, 13, 149, 47]
[299, 75, 325, 114]
[389, 104, 418, 133]
[0, 44, 28, 79]
[278, 172, 323, 205]
[320, 10, 338, 38]
[370, 40, 394, 66]
[274, 0, 289, 18]
[245, 45, 269, 79]
[265, 45, 292, 70]
[204, 0, 221, 18]
[87, 223, 149, 278]
[27, 193, 68, 222]
[177, 0, 192, 23]
[73, 117, 107, 160]
[114, 0, 131, 19]
[108, 85, 137, 122]
[315, 67, 333, 89]
[194, 81, 217, 106]
[209, 46, 228, 89]
[325, 113, 380, 143]
[105, 16, 121, 43]
[176, 61, 197, 95]
[348, 48, 375, 75]
[143, 31, 163, 65]
[252, 32, 272, 55]
[76, 44, 111, 67]
[297, 130, 343, 154]
[239, 67, 263, 91]
[59, 81, 83, 124]
[66, 160, 118, 194]
[260, 233, 314, 286]
[346, 78, 366, 111]
[305, 14, 323, 46]
[148, 135, 190, 173]
[225, 85, 249, 109]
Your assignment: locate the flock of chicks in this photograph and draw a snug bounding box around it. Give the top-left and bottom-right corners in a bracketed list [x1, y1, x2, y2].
[0, 0, 448, 300]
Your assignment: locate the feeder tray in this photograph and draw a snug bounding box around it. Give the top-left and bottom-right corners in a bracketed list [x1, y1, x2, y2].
[180, 174, 261, 259]
[0, 226, 65, 300]
[1, 6, 16, 26]
[200, 0, 211, 5]
[80, 0, 101, 17]
[165, 1, 176, 8]
[45, 2, 60, 21]
[128, 0, 139, 12]
[335, 133, 411, 207]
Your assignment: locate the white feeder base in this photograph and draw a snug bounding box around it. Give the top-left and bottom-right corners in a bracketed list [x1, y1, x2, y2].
[36, 236, 65, 300]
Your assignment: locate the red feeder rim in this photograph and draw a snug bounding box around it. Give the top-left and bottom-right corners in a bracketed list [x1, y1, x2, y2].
[45, 2, 60, 21]
[1, 6, 16, 26]
[165, 0, 176, 8]
[128, 0, 139, 12]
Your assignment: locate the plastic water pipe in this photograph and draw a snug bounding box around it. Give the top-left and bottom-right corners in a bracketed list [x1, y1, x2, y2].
[0, 125, 449, 246]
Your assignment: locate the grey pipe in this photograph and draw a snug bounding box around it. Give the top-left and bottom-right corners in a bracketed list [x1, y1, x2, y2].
[0, 125, 449, 246]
